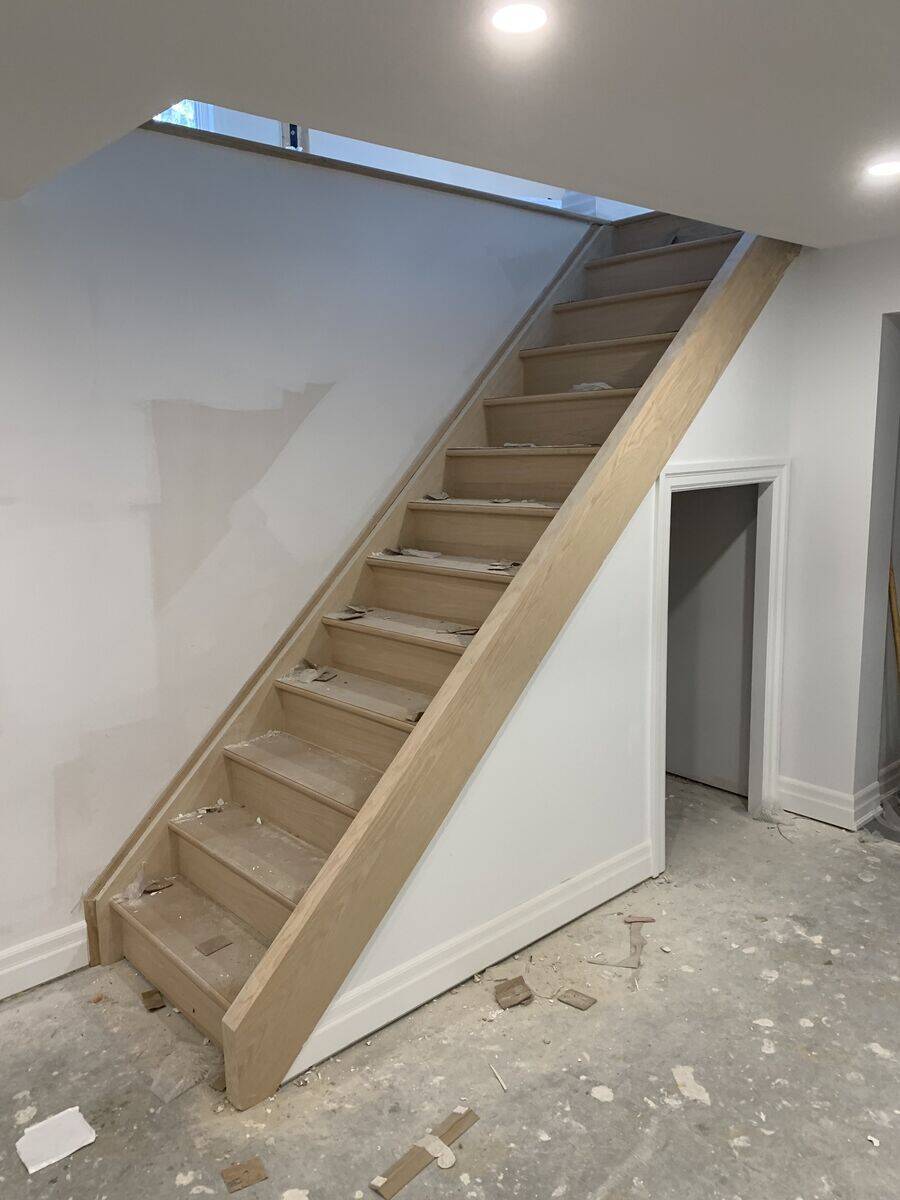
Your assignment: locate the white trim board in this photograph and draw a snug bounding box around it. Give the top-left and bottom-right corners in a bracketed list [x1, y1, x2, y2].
[778, 775, 882, 830]
[0, 922, 90, 1002]
[649, 459, 791, 872]
[878, 756, 900, 800]
[285, 839, 652, 1080]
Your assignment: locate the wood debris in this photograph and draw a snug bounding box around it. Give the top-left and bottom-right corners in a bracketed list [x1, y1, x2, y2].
[624, 915, 656, 924]
[556, 987, 596, 1011]
[494, 975, 533, 1009]
[424, 490, 449, 501]
[370, 1106, 478, 1198]
[140, 988, 166, 1012]
[196, 934, 232, 957]
[221, 1156, 268, 1193]
[142, 878, 174, 895]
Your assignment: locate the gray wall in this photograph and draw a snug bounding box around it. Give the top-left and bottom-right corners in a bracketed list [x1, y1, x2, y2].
[667, 486, 758, 796]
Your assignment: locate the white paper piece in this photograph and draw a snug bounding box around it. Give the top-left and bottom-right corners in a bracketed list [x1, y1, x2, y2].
[16, 1107, 96, 1174]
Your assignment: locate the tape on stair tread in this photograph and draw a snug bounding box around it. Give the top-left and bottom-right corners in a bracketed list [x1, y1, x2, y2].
[502, 441, 537, 448]
[330, 605, 372, 621]
[570, 380, 613, 391]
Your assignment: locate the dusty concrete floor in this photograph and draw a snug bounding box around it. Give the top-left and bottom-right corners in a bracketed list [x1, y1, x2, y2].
[2, 777, 898, 1199]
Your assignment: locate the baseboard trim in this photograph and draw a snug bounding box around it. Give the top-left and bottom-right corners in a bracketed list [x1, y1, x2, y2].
[0, 922, 90, 1002]
[286, 840, 653, 1079]
[878, 757, 900, 800]
[778, 775, 882, 831]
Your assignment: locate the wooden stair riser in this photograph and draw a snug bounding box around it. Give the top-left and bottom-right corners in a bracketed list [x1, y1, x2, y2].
[115, 908, 226, 1043]
[325, 620, 462, 693]
[584, 237, 739, 298]
[366, 560, 508, 625]
[552, 284, 706, 345]
[225, 758, 353, 853]
[171, 829, 291, 943]
[277, 683, 409, 770]
[403, 504, 554, 560]
[484, 393, 634, 447]
[611, 214, 735, 255]
[442, 449, 595, 504]
[521, 336, 671, 394]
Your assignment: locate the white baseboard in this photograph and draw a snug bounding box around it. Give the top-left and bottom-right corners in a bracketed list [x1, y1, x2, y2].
[878, 757, 900, 800]
[0, 921, 90, 1002]
[778, 775, 882, 831]
[286, 839, 653, 1080]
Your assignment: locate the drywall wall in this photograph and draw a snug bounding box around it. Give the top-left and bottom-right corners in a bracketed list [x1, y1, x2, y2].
[292, 231, 900, 1071]
[0, 127, 584, 998]
[667, 485, 758, 796]
[876, 318, 900, 794]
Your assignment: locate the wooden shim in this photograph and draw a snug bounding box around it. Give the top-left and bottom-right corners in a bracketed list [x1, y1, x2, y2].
[494, 976, 533, 1009]
[370, 1107, 479, 1199]
[221, 1156, 268, 1193]
[557, 988, 596, 1011]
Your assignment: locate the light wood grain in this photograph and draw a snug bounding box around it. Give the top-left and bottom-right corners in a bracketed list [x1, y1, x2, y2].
[552, 281, 709, 344]
[584, 234, 739, 297]
[221, 231, 800, 1109]
[484, 390, 636, 447]
[520, 332, 675, 394]
[443, 446, 596, 503]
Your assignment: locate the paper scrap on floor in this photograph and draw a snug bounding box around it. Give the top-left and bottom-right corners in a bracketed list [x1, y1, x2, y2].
[16, 1107, 96, 1174]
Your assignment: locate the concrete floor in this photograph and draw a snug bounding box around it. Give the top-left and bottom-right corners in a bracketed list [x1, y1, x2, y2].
[2, 776, 898, 1199]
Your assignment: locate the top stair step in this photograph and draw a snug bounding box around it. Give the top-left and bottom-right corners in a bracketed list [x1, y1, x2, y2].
[552, 279, 710, 344]
[583, 233, 740, 298]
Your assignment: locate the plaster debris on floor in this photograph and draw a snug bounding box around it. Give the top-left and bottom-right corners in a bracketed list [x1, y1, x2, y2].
[1, 776, 898, 1198]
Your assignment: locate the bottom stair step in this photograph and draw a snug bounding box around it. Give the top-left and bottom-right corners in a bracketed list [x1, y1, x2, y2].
[170, 805, 328, 940]
[113, 877, 266, 1043]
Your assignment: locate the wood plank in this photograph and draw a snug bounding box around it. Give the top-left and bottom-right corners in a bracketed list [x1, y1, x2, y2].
[443, 446, 596, 503]
[225, 731, 380, 814]
[366, 554, 510, 625]
[611, 213, 735, 254]
[403, 500, 556, 560]
[370, 1107, 479, 1199]
[520, 332, 674, 394]
[114, 878, 266, 1042]
[226, 760, 353, 852]
[483, 390, 636, 448]
[277, 666, 432, 726]
[583, 234, 739, 298]
[221, 232, 801, 1110]
[552, 281, 709, 343]
[171, 806, 326, 940]
[277, 685, 410, 770]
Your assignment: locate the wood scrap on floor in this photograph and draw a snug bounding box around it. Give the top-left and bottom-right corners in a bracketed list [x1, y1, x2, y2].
[370, 1106, 478, 1199]
[141, 878, 174, 895]
[140, 988, 166, 1012]
[221, 1156, 268, 1193]
[556, 987, 596, 1011]
[494, 975, 533, 1009]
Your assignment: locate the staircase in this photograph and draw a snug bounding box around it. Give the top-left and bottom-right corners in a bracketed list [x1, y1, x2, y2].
[86, 210, 798, 1108]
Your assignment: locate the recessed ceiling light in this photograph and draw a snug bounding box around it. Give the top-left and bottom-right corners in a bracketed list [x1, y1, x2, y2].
[492, 4, 548, 33]
[866, 160, 900, 179]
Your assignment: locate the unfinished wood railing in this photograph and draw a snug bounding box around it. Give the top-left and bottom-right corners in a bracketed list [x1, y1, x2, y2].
[221, 232, 800, 1108]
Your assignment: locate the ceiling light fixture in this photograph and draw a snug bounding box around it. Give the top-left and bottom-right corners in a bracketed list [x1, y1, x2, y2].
[866, 159, 900, 179]
[492, 4, 548, 33]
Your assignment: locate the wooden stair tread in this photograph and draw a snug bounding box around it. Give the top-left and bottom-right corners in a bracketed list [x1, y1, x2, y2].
[368, 549, 520, 581]
[585, 232, 740, 270]
[483, 388, 638, 408]
[408, 497, 560, 515]
[323, 606, 476, 651]
[520, 331, 676, 359]
[170, 805, 327, 906]
[445, 445, 597, 457]
[225, 730, 381, 813]
[553, 279, 711, 312]
[113, 877, 265, 1008]
[278, 665, 433, 726]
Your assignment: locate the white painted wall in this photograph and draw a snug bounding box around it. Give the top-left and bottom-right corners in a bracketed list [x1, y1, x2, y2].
[294, 234, 900, 1071]
[0, 129, 584, 998]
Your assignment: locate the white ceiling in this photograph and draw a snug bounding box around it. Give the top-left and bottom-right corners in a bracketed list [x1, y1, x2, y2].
[4, 1, 900, 247]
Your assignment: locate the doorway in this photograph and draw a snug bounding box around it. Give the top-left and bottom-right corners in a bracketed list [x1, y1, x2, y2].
[667, 484, 758, 795]
[649, 461, 789, 873]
